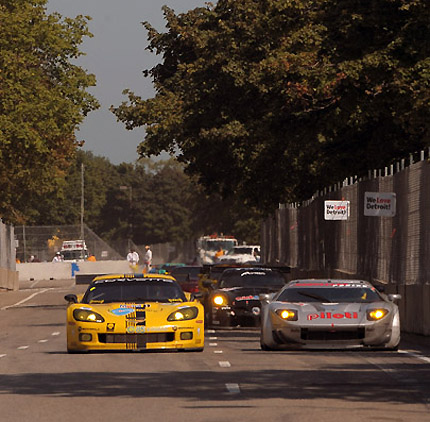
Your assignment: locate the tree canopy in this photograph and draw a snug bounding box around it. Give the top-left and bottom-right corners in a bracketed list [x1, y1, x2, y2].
[113, 0, 430, 211]
[0, 0, 99, 223]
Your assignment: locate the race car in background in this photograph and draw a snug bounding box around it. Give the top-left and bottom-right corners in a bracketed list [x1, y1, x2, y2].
[260, 279, 401, 350]
[204, 267, 287, 327]
[65, 273, 204, 352]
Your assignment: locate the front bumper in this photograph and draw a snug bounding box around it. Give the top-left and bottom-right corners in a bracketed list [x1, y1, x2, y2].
[67, 322, 204, 352]
[211, 304, 261, 327]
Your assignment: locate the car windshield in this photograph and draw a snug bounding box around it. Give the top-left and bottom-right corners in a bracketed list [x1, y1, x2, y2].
[171, 267, 202, 277]
[227, 247, 255, 255]
[203, 240, 237, 251]
[83, 279, 186, 304]
[219, 271, 285, 288]
[276, 287, 382, 303]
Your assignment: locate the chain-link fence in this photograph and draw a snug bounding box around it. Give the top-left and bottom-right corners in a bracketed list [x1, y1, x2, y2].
[262, 151, 430, 286]
[14, 224, 123, 262]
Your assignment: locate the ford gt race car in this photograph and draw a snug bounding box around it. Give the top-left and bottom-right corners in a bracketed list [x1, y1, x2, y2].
[260, 279, 401, 350]
[65, 274, 204, 352]
[205, 268, 287, 327]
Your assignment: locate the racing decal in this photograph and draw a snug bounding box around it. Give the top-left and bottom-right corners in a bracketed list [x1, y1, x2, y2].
[106, 323, 115, 332]
[119, 303, 148, 309]
[240, 271, 266, 277]
[109, 308, 135, 316]
[125, 310, 138, 350]
[307, 312, 358, 321]
[294, 283, 364, 288]
[235, 295, 259, 301]
[126, 325, 174, 334]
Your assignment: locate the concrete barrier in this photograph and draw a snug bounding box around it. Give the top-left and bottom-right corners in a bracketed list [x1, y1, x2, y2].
[0, 267, 18, 291]
[17, 260, 132, 282]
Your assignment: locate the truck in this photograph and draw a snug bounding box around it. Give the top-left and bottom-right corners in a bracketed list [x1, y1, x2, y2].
[60, 240, 88, 262]
[196, 234, 238, 265]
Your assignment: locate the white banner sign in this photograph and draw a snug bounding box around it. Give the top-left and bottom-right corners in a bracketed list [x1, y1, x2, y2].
[364, 192, 396, 217]
[324, 201, 350, 220]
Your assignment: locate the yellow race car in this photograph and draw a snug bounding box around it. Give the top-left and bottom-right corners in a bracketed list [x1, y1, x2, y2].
[65, 273, 205, 352]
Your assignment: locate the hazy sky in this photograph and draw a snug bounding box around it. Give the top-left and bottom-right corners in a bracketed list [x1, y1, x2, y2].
[46, 0, 207, 164]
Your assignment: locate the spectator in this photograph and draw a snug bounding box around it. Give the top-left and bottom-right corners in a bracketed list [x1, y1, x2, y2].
[143, 245, 152, 273]
[52, 252, 63, 262]
[127, 248, 139, 272]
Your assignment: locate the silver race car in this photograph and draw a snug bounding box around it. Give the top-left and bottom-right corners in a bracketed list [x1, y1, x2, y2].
[260, 279, 401, 350]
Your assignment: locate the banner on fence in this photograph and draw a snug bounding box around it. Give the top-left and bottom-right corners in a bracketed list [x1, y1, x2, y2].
[324, 201, 350, 220]
[364, 192, 396, 217]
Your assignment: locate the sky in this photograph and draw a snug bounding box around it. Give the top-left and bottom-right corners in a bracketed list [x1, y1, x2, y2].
[46, 0, 208, 164]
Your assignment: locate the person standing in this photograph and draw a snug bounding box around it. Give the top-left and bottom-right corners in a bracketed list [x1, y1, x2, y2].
[143, 245, 152, 273]
[126, 248, 139, 272]
[52, 252, 64, 262]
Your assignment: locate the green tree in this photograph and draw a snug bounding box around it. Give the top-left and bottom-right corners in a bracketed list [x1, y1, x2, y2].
[113, 0, 430, 211]
[0, 0, 99, 224]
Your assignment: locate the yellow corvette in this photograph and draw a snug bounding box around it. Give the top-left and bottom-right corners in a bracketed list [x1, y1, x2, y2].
[65, 274, 205, 352]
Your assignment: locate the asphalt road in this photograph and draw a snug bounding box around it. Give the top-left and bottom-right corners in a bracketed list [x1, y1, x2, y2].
[0, 279, 429, 422]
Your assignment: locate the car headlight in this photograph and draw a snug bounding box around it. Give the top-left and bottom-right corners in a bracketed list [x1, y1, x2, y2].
[367, 309, 389, 321]
[167, 307, 199, 321]
[275, 309, 298, 321]
[73, 309, 105, 323]
[213, 295, 228, 307]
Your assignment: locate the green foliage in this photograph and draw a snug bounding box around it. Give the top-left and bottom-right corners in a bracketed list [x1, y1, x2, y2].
[113, 0, 430, 211]
[0, 0, 99, 223]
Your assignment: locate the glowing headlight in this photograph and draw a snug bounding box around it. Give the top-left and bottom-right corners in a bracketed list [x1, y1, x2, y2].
[167, 306, 199, 321]
[73, 309, 105, 323]
[367, 309, 388, 321]
[213, 295, 227, 306]
[275, 309, 298, 321]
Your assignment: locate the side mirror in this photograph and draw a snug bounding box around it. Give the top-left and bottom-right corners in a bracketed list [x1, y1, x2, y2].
[259, 293, 271, 302]
[64, 294, 78, 303]
[388, 293, 402, 302]
[191, 292, 203, 300]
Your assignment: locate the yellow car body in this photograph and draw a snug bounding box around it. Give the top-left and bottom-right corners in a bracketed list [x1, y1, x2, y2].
[65, 273, 205, 352]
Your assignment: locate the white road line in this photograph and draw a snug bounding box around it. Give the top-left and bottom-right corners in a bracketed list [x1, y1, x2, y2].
[207, 329, 216, 333]
[38, 339, 48, 343]
[0, 354, 6, 358]
[30, 280, 40, 288]
[209, 343, 218, 346]
[225, 383, 240, 394]
[398, 349, 430, 364]
[209, 337, 218, 340]
[219, 361, 231, 368]
[0, 288, 51, 311]
[17, 346, 29, 350]
[214, 350, 223, 354]
[51, 332, 60, 336]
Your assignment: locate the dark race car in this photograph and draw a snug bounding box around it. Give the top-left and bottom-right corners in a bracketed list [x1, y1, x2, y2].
[205, 268, 287, 328]
[170, 265, 203, 293]
[260, 279, 401, 350]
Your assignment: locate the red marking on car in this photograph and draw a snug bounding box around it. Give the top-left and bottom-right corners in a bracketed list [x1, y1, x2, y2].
[235, 295, 259, 301]
[307, 312, 358, 321]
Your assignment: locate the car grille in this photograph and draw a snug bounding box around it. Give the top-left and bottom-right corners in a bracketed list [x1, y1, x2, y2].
[301, 327, 365, 341]
[98, 333, 175, 346]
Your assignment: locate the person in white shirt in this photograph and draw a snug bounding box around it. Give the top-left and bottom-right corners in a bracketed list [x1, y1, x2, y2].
[143, 245, 152, 273]
[52, 252, 63, 262]
[126, 248, 139, 271]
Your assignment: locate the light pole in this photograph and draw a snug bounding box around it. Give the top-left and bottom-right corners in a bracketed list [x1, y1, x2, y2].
[119, 185, 133, 249]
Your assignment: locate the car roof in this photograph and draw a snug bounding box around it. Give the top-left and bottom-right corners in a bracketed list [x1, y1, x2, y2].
[287, 279, 373, 288]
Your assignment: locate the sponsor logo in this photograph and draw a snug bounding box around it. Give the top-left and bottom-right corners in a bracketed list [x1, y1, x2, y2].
[126, 326, 174, 334]
[235, 295, 259, 301]
[106, 323, 115, 331]
[109, 308, 134, 316]
[307, 312, 358, 321]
